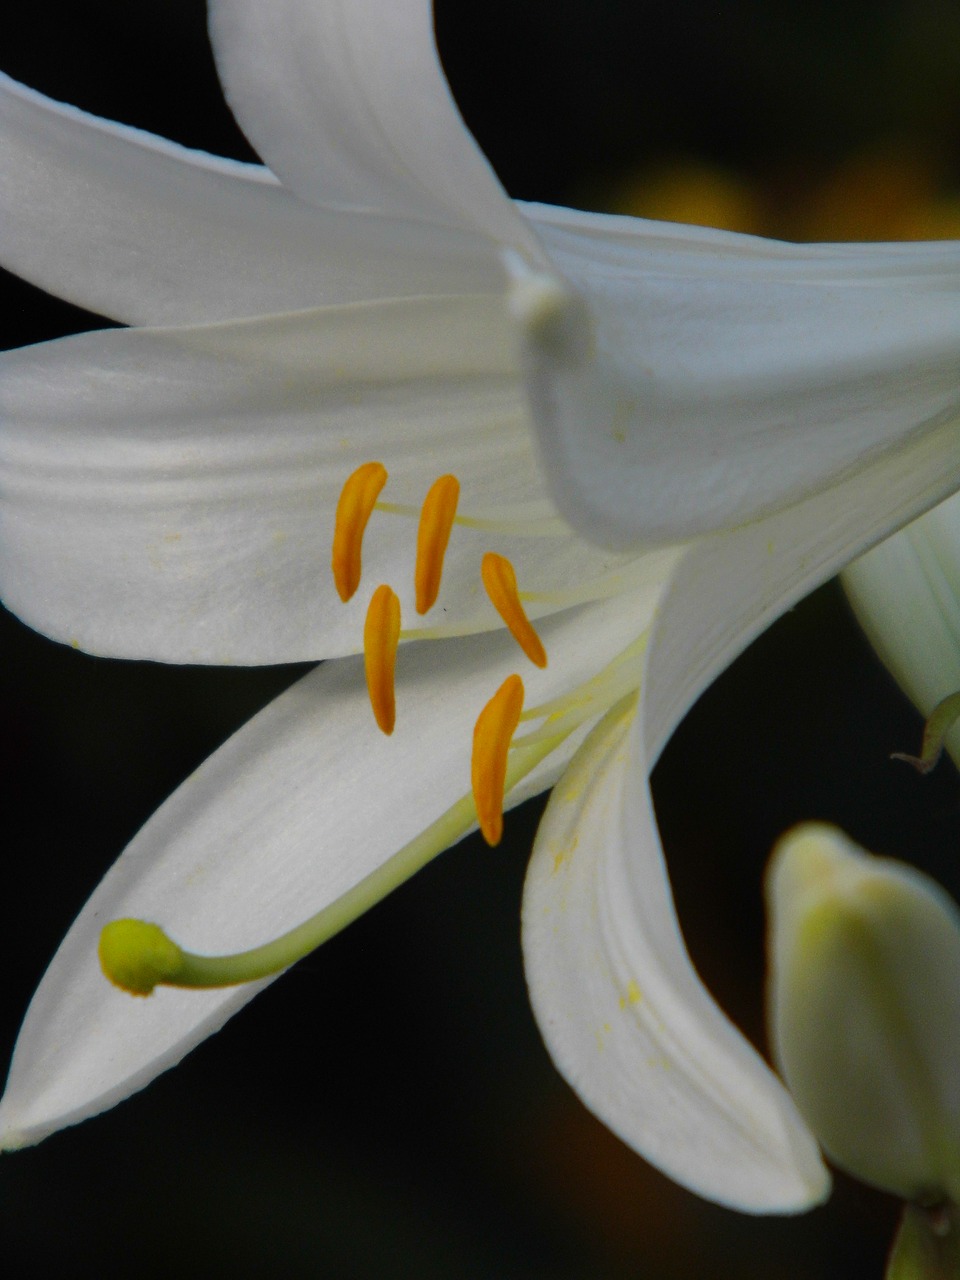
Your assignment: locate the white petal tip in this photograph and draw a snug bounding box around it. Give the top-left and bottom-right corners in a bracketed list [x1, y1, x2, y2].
[502, 252, 591, 363]
[0, 1127, 33, 1153]
[776, 1152, 833, 1215]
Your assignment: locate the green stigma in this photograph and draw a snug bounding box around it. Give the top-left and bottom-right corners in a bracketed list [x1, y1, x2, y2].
[98, 919, 186, 996]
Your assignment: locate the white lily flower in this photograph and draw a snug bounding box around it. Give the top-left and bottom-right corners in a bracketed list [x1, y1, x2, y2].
[3, 0, 960, 1217]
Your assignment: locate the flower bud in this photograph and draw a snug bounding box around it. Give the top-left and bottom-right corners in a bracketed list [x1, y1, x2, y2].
[766, 823, 960, 1204]
[842, 493, 960, 769]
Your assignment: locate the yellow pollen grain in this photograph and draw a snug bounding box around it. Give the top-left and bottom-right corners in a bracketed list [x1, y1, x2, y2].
[414, 474, 460, 614]
[481, 552, 547, 668]
[364, 584, 401, 735]
[331, 461, 388, 602]
[471, 673, 525, 846]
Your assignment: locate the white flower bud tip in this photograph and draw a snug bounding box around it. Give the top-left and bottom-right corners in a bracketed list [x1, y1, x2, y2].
[766, 822, 960, 1205]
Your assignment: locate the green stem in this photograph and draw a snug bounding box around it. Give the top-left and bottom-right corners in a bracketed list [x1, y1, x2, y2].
[887, 1203, 960, 1280]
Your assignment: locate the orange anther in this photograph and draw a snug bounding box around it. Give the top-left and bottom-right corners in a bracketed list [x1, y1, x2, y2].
[471, 674, 525, 846]
[332, 462, 388, 602]
[481, 552, 547, 668]
[414, 474, 460, 614]
[364, 585, 401, 735]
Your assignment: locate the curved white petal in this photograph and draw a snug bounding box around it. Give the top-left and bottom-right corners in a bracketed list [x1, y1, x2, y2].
[0, 72, 502, 326]
[1, 297, 641, 663]
[642, 412, 960, 765]
[523, 698, 829, 1211]
[521, 201, 960, 548]
[522, 407, 960, 1210]
[207, 0, 542, 261]
[0, 590, 654, 1148]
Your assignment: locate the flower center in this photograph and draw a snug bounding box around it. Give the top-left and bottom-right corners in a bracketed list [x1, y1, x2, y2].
[96, 470, 656, 1000]
[331, 462, 550, 846]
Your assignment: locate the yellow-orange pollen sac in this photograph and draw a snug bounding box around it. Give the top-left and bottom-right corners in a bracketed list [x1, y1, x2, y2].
[331, 461, 388, 603]
[333, 462, 543, 843]
[471, 675, 526, 846]
[363, 584, 401, 735]
[481, 552, 547, 669]
[415, 474, 460, 614]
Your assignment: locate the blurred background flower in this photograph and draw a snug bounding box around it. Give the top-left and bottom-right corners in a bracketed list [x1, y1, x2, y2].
[2, 1, 960, 1275]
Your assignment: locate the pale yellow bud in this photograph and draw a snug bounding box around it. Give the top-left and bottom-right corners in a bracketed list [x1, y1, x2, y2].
[766, 823, 960, 1204]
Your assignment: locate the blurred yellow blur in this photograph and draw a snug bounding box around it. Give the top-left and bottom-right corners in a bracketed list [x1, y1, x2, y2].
[608, 144, 960, 242]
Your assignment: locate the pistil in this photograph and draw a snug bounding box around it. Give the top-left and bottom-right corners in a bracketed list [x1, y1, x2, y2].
[98, 720, 569, 997]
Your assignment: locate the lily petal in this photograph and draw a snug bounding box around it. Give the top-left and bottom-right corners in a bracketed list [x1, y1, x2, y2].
[642, 420, 960, 767]
[0, 72, 502, 326]
[0, 591, 655, 1148]
[523, 698, 829, 1211]
[207, 0, 542, 260]
[1, 297, 638, 663]
[522, 407, 960, 1210]
[521, 201, 960, 548]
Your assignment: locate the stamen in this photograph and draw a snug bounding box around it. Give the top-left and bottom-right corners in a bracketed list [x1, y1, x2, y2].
[891, 689, 960, 774]
[481, 552, 547, 668]
[332, 461, 388, 602]
[364, 585, 401, 735]
[414, 474, 460, 614]
[472, 674, 525, 846]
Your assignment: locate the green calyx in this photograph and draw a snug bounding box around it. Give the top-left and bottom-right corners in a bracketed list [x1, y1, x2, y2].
[887, 1204, 960, 1280]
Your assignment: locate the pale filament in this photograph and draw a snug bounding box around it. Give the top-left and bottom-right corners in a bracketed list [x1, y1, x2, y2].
[512, 632, 649, 749]
[374, 499, 568, 537]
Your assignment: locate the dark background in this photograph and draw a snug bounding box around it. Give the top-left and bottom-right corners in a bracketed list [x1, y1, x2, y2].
[3, 2, 960, 1276]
